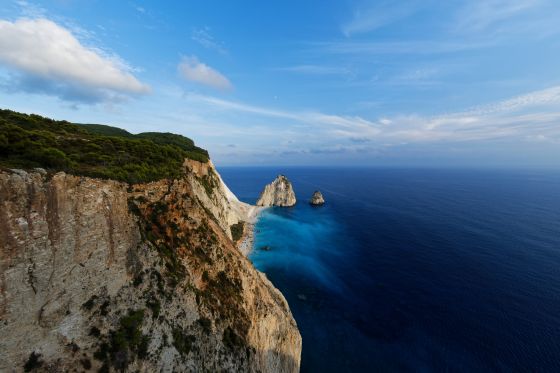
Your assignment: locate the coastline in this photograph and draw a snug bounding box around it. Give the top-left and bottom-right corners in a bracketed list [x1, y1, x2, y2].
[237, 206, 265, 256]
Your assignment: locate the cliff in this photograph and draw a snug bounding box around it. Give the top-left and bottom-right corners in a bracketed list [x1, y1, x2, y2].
[0, 163, 301, 372]
[256, 175, 297, 207]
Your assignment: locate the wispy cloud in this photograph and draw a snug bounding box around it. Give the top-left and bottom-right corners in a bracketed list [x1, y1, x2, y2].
[0, 17, 149, 103]
[14, 0, 46, 18]
[314, 39, 494, 56]
[450, 0, 560, 40]
[178, 56, 232, 90]
[191, 27, 227, 54]
[341, 0, 423, 36]
[454, 0, 540, 33]
[182, 85, 560, 154]
[183, 92, 382, 131]
[273, 65, 352, 76]
[351, 85, 560, 143]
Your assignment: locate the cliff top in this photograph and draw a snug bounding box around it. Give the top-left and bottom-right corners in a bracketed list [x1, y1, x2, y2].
[0, 108, 209, 183]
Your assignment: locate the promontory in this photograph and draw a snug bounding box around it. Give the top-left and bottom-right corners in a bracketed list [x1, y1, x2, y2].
[0, 109, 301, 372]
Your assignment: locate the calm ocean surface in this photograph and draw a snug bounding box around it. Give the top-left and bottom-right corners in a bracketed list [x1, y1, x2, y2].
[218, 167, 560, 372]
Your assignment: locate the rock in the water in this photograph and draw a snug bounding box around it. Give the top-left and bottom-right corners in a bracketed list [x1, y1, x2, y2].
[310, 190, 325, 205]
[256, 175, 297, 207]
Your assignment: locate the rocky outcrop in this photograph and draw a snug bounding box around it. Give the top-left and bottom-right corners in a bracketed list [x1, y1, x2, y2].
[309, 191, 325, 206]
[0, 166, 301, 372]
[183, 159, 262, 238]
[256, 175, 296, 207]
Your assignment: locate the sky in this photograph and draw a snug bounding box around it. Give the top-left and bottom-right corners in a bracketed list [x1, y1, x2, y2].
[1, 0, 560, 167]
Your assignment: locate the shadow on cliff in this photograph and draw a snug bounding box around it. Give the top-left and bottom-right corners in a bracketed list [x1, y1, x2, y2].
[259, 349, 301, 373]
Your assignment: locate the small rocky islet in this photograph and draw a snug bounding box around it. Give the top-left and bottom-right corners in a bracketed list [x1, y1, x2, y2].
[309, 190, 325, 206]
[256, 175, 325, 207]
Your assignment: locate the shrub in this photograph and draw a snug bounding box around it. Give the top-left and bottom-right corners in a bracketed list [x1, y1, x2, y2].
[230, 222, 244, 242]
[94, 309, 150, 369]
[146, 297, 161, 319]
[23, 352, 42, 372]
[222, 327, 244, 350]
[0, 109, 209, 183]
[172, 328, 196, 356]
[197, 317, 212, 335]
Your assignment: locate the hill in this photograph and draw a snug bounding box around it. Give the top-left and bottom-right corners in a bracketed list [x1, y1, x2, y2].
[0, 109, 209, 183]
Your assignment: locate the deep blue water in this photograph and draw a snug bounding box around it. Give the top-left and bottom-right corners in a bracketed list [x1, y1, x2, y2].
[218, 167, 560, 372]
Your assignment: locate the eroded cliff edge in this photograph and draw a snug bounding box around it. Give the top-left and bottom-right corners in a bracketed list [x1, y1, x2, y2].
[0, 160, 301, 372]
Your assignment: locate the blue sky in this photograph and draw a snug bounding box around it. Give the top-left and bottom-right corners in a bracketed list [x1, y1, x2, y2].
[1, 0, 560, 167]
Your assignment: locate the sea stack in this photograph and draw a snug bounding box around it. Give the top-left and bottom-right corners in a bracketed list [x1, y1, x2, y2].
[256, 174, 297, 206]
[310, 190, 325, 205]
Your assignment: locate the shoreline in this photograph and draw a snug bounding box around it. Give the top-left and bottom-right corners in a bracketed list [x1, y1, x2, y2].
[237, 206, 265, 256]
[237, 222, 255, 256]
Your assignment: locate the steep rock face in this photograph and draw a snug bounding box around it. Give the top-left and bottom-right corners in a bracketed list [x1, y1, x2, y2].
[309, 191, 325, 205]
[256, 175, 296, 207]
[183, 159, 261, 239]
[0, 167, 301, 372]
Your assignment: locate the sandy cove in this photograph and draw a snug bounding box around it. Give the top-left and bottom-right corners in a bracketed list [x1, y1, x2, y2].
[237, 206, 265, 256]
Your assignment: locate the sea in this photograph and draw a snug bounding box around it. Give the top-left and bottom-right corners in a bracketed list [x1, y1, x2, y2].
[218, 167, 560, 372]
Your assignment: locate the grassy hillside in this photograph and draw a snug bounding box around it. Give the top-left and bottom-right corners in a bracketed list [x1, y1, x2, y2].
[0, 109, 209, 183]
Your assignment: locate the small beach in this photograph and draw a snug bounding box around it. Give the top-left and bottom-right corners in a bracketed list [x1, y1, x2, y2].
[237, 222, 255, 256]
[236, 206, 264, 256]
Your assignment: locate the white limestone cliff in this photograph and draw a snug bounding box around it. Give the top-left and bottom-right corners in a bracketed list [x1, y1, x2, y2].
[256, 175, 297, 207]
[0, 164, 301, 372]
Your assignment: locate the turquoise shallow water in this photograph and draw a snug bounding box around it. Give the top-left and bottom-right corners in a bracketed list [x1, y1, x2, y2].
[251, 206, 346, 294]
[219, 167, 560, 372]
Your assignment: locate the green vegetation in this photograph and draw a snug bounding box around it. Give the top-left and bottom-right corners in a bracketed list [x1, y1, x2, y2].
[197, 317, 212, 335]
[230, 222, 244, 242]
[146, 297, 161, 319]
[222, 327, 244, 350]
[94, 309, 150, 370]
[80, 358, 92, 370]
[198, 169, 219, 197]
[82, 295, 97, 311]
[114, 310, 149, 355]
[76, 123, 132, 137]
[23, 352, 43, 372]
[0, 109, 209, 183]
[172, 328, 196, 356]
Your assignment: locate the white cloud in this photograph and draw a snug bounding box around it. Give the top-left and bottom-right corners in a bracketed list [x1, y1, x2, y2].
[455, 0, 540, 33]
[183, 92, 379, 130]
[0, 18, 149, 102]
[314, 39, 494, 56]
[191, 27, 227, 54]
[15, 0, 46, 18]
[342, 1, 423, 36]
[274, 65, 351, 76]
[178, 56, 232, 90]
[182, 85, 560, 149]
